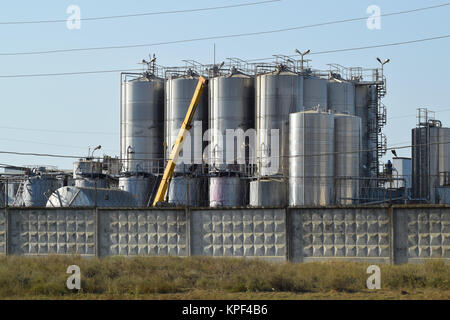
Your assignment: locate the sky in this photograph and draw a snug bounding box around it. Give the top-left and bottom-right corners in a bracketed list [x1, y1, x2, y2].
[0, 0, 449, 170]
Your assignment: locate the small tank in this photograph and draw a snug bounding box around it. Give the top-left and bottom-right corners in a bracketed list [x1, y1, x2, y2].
[167, 176, 208, 206]
[46, 186, 137, 207]
[249, 179, 287, 207]
[22, 175, 60, 207]
[209, 176, 248, 207]
[119, 174, 157, 207]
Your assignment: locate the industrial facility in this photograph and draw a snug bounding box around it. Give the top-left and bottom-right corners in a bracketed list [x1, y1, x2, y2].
[1, 53, 449, 208]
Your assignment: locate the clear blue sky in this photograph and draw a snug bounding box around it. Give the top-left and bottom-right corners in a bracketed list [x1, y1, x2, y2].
[0, 0, 449, 169]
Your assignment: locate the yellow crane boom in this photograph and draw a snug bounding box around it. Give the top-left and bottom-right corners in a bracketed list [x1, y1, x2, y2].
[153, 76, 207, 206]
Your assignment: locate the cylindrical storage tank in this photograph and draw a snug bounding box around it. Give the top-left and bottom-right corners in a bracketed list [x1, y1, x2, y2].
[328, 80, 355, 115]
[412, 126, 450, 203]
[209, 72, 254, 173]
[334, 114, 361, 205]
[438, 128, 450, 187]
[22, 176, 60, 207]
[209, 177, 248, 207]
[165, 74, 208, 173]
[256, 69, 303, 177]
[167, 176, 207, 206]
[46, 186, 137, 207]
[249, 179, 287, 207]
[303, 77, 327, 111]
[119, 174, 157, 207]
[289, 111, 335, 206]
[121, 76, 164, 174]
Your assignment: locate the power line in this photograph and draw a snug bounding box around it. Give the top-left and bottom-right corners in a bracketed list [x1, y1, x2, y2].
[0, 0, 281, 25]
[0, 140, 449, 161]
[0, 68, 141, 78]
[388, 108, 450, 120]
[0, 2, 448, 56]
[0, 137, 118, 153]
[0, 125, 118, 135]
[248, 34, 450, 61]
[1, 33, 450, 79]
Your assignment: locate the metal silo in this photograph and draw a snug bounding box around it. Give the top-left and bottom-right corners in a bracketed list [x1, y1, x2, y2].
[208, 69, 254, 172]
[22, 175, 60, 207]
[412, 124, 450, 203]
[167, 176, 208, 206]
[334, 114, 361, 204]
[303, 77, 328, 111]
[165, 71, 208, 173]
[119, 174, 157, 207]
[46, 186, 137, 208]
[289, 110, 335, 206]
[121, 73, 164, 174]
[209, 176, 248, 207]
[249, 179, 287, 207]
[328, 80, 355, 115]
[256, 67, 303, 177]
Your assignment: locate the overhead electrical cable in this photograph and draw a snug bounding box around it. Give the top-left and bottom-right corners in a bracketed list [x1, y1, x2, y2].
[0, 0, 281, 25]
[0, 3, 448, 56]
[0, 125, 118, 135]
[0, 33, 449, 78]
[0, 140, 449, 161]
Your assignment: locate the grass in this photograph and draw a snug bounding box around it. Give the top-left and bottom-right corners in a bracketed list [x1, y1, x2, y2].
[0, 256, 448, 300]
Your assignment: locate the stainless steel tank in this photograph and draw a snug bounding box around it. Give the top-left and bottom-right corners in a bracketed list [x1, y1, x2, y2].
[289, 111, 335, 206]
[167, 176, 207, 206]
[119, 175, 157, 207]
[328, 80, 355, 115]
[249, 179, 287, 207]
[334, 114, 361, 204]
[121, 75, 164, 174]
[208, 71, 254, 173]
[412, 126, 450, 203]
[209, 176, 248, 207]
[165, 74, 208, 173]
[256, 69, 303, 177]
[22, 176, 60, 207]
[303, 77, 328, 111]
[46, 186, 137, 207]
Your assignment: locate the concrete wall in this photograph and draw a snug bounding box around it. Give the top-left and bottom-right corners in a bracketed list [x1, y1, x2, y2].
[98, 209, 187, 257]
[0, 209, 5, 255]
[9, 209, 95, 256]
[290, 208, 390, 263]
[0, 206, 449, 264]
[191, 209, 286, 261]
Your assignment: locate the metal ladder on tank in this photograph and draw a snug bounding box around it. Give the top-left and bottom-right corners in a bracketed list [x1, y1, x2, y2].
[376, 77, 388, 181]
[367, 76, 388, 182]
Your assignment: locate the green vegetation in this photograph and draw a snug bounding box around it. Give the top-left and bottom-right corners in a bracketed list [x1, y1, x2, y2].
[0, 256, 448, 300]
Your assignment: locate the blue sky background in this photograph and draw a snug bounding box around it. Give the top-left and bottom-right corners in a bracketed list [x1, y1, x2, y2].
[0, 0, 449, 169]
